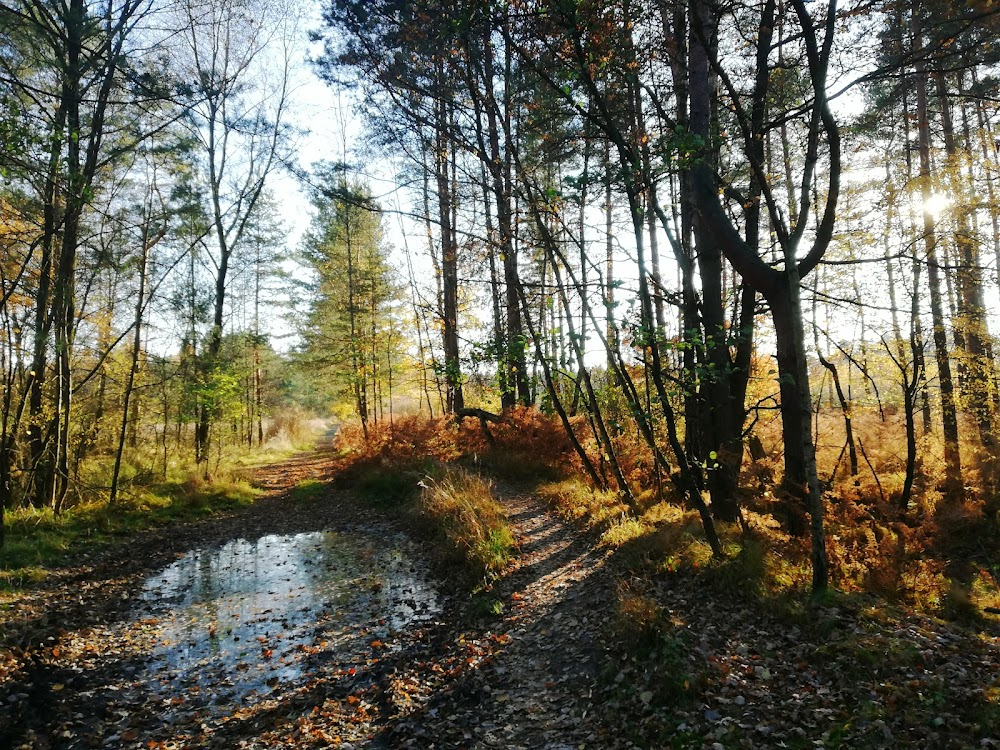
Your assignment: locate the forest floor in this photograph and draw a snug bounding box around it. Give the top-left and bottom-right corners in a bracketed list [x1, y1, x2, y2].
[2, 445, 1000, 749]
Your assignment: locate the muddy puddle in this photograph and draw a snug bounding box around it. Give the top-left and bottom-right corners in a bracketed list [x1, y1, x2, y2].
[134, 529, 440, 715]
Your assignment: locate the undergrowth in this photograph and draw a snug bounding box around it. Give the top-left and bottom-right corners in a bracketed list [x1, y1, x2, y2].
[287, 410, 1000, 622]
[614, 589, 697, 701]
[532, 415, 1000, 623]
[418, 467, 515, 580]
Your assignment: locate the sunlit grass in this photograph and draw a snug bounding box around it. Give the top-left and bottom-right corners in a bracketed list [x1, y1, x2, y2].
[0, 417, 328, 590]
[536, 478, 630, 530]
[89, 418, 325, 484]
[0, 458, 274, 592]
[418, 467, 515, 580]
[600, 516, 649, 547]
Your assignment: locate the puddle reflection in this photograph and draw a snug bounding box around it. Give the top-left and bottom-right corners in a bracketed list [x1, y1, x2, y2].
[135, 530, 439, 712]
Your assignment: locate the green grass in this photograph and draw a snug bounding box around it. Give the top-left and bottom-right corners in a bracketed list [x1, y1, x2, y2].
[1, 478, 258, 591]
[291, 478, 327, 503]
[475, 526, 516, 574]
[470, 588, 505, 617]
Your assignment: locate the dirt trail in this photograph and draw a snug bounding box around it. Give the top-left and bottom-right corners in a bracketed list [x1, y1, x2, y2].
[9, 448, 1000, 749]
[376, 490, 621, 750]
[0, 449, 628, 750]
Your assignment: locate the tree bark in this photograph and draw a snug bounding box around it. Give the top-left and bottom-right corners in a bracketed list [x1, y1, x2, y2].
[436, 91, 463, 414]
[938, 72, 997, 453]
[912, 5, 962, 495]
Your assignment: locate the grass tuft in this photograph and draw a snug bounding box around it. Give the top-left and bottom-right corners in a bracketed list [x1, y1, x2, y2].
[418, 467, 515, 581]
[600, 515, 650, 547]
[607, 585, 698, 709]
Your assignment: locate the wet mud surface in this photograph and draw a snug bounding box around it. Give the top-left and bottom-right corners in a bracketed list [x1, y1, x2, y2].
[2, 523, 444, 749]
[136, 530, 440, 718]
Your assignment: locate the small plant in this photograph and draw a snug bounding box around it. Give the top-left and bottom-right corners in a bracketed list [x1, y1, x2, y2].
[470, 589, 505, 617]
[614, 588, 666, 648]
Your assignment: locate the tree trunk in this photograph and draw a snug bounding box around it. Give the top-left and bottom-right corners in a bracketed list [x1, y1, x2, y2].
[489, 25, 530, 407]
[110, 227, 154, 506]
[884, 165, 920, 510]
[813, 273, 858, 478]
[685, 0, 744, 522]
[436, 92, 463, 413]
[939, 72, 997, 454]
[912, 6, 962, 495]
[901, 82, 934, 434]
[771, 281, 827, 588]
[603, 140, 617, 374]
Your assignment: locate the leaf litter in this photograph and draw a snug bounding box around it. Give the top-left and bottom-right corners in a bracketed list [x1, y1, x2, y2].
[1, 448, 999, 749]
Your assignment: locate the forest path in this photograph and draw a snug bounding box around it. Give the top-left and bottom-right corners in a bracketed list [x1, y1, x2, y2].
[0, 447, 630, 749]
[367, 487, 622, 750]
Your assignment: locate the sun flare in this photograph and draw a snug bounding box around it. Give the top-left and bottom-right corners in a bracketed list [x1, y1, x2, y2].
[918, 192, 952, 219]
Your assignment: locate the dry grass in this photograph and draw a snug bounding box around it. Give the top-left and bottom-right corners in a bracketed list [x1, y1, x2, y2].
[535, 478, 629, 529]
[418, 467, 515, 580]
[326, 417, 520, 582]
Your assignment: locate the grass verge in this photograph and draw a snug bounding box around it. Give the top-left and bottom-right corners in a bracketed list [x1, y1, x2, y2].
[1, 478, 258, 591]
[1, 422, 328, 592]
